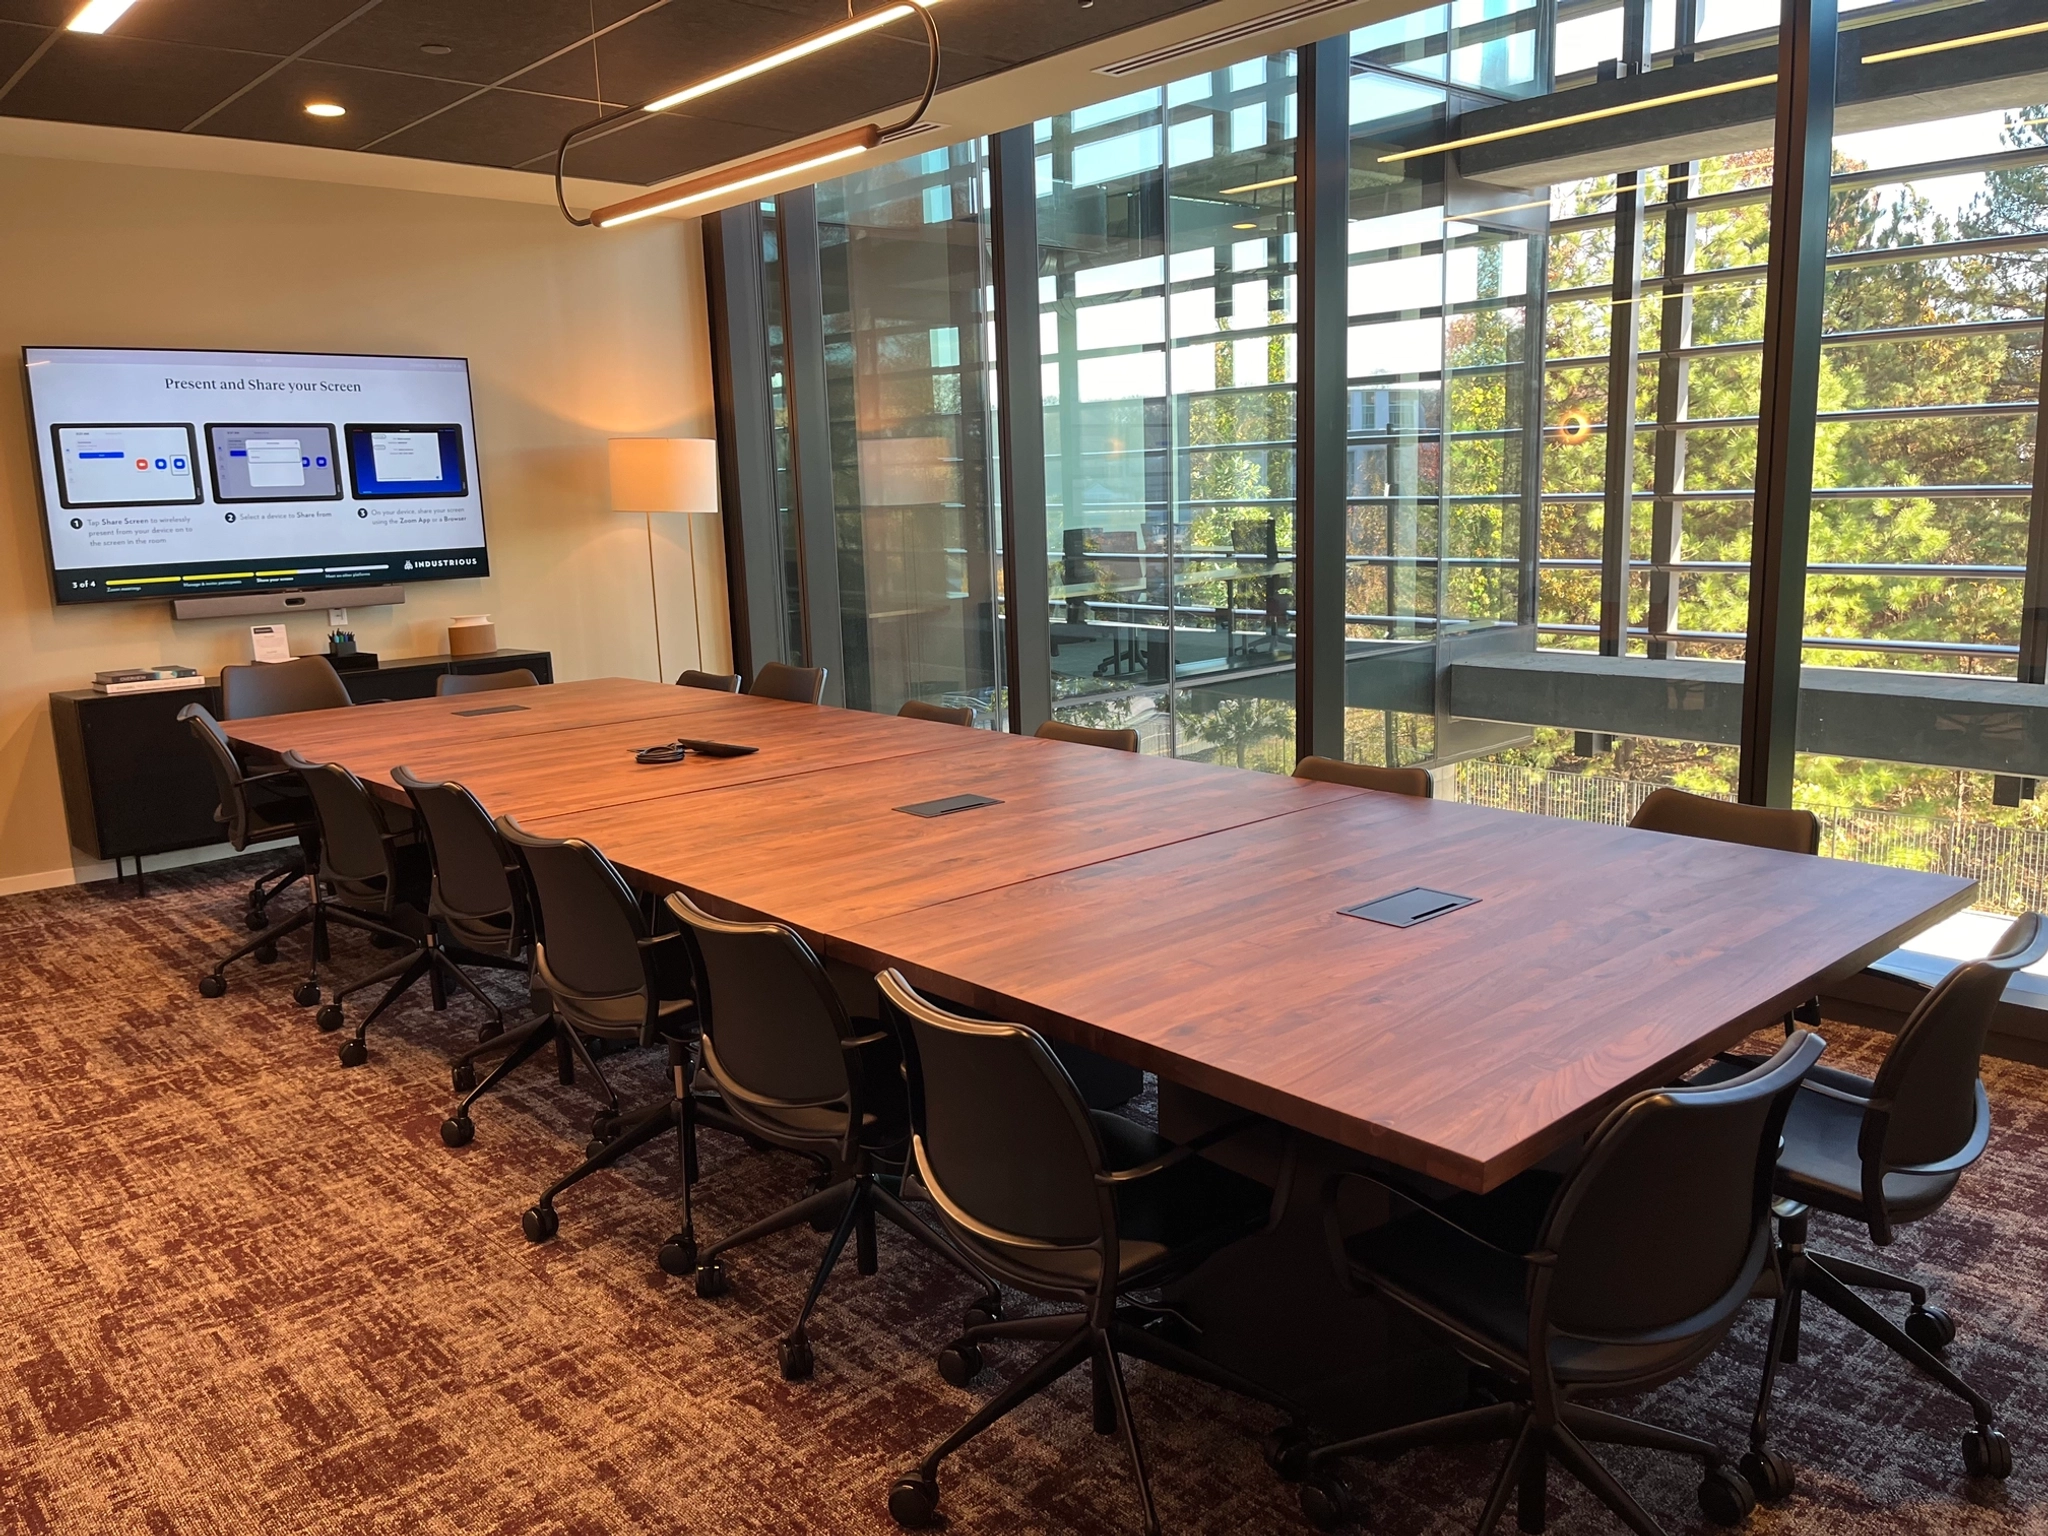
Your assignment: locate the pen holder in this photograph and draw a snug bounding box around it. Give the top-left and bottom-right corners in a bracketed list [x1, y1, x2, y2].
[328, 638, 357, 658]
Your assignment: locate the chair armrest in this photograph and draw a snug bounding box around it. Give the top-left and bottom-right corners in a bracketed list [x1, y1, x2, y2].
[1096, 1114, 1263, 1185]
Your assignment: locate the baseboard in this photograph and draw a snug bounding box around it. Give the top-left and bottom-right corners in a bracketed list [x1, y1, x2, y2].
[0, 843, 240, 897]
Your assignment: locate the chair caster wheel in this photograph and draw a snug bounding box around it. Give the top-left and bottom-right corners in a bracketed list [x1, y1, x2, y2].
[1263, 1424, 1318, 1482]
[1740, 1448, 1795, 1504]
[440, 1115, 474, 1148]
[1963, 1425, 2012, 1480]
[888, 1471, 939, 1529]
[779, 1329, 815, 1382]
[294, 981, 321, 1008]
[1298, 1474, 1357, 1531]
[317, 1004, 344, 1033]
[522, 1205, 559, 1243]
[451, 1062, 476, 1093]
[254, 941, 278, 965]
[1698, 1464, 1757, 1526]
[658, 1236, 698, 1277]
[1906, 1304, 1955, 1352]
[246, 907, 269, 931]
[695, 1260, 729, 1299]
[590, 1110, 621, 1141]
[937, 1342, 983, 1388]
[477, 1018, 504, 1043]
[198, 974, 227, 999]
[961, 1298, 1004, 1332]
[338, 1038, 367, 1068]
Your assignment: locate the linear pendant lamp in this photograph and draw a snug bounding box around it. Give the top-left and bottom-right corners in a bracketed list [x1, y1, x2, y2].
[557, 0, 941, 230]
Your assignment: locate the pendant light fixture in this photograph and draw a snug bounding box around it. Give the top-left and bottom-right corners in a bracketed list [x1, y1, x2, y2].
[556, 0, 942, 230]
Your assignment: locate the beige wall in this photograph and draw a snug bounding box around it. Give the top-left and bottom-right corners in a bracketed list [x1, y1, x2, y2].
[0, 149, 727, 890]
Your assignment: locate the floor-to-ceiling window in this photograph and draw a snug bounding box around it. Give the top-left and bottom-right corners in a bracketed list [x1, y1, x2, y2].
[1036, 55, 1301, 767]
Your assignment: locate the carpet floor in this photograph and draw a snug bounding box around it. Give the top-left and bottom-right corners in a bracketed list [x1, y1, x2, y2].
[2, 855, 2045, 1535]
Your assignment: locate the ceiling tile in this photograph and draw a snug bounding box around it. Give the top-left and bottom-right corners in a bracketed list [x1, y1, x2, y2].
[544, 108, 787, 186]
[0, 0, 372, 55]
[306, 0, 600, 89]
[369, 85, 605, 170]
[195, 56, 474, 149]
[0, 18, 50, 80]
[0, 32, 272, 130]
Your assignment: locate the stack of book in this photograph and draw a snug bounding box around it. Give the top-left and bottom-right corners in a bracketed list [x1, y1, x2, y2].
[94, 666, 202, 695]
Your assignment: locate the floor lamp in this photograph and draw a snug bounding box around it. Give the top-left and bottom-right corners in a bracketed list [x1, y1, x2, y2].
[608, 437, 719, 683]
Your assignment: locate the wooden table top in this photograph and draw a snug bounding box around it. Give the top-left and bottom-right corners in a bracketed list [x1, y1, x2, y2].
[837, 791, 1976, 1190]
[225, 678, 1975, 1192]
[522, 732, 1357, 932]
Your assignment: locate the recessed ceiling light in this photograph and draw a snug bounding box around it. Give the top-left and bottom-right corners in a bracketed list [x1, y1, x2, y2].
[66, 0, 143, 33]
[420, 42, 453, 56]
[304, 102, 347, 118]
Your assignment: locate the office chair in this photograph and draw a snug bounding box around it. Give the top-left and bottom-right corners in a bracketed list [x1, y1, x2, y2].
[390, 766, 556, 1143]
[283, 752, 505, 1066]
[220, 655, 353, 718]
[677, 669, 742, 692]
[1727, 912, 2047, 1492]
[181, 703, 321, 993]
[750, 661, 828, 703]
[899, 699, 975, 727]
[1627, 786, 1819, 855]
[1036, 719, 1140, 753]
[1293, 755, 1432, 798]
[666, 894, 1003, 1381]
[877, 970, 1297, 1535]
[496, 817, 708, 1244]
[436, 668, 537, 696]
[1293, 1030, 1825, 1536]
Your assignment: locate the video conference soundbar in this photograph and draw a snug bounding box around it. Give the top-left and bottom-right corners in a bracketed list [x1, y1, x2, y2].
[171, 585, 406, 619]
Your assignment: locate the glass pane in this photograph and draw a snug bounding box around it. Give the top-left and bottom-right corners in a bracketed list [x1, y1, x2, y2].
[760, 200, 806, 664]
[815, 141, 1005, 725]
[1037, 51, 1300, 767]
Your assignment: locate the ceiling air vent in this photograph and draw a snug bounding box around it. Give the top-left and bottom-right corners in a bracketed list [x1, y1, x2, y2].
[881, 119, 951, 145]
[1095, 0, 1363, 77]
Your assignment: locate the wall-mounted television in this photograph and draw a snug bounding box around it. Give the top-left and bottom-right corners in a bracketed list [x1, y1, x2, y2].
[23, 347, 489, 606]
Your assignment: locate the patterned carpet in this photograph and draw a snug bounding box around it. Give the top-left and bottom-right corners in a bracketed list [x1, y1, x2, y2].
[2, 855, 2046, 1535]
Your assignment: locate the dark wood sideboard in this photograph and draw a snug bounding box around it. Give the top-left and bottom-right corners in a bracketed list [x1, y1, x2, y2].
[49, 648, 552, 889]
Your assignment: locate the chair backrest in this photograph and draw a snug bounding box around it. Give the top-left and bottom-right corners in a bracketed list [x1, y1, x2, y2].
[750, 662, 827, 704]
[1036, 719, 1139, 753]
[880, 969, 1110, 1250]
[1538, 1030, 1822, 1342]
[1863, 911, 2047, 1188]
[1294, 754, 1432, 798]
[176, 703, 256, 848]
[899, 699, 975, 728]
[220, 656, 353, 719]
[392, 765, 526, 950]
[666, 892, 853, 1108]
[1628, 785, 1819, 855]
[496, 817, 651, 1002]
[280, 750, 394, 895]
[676, 669, 743, 693]
[436, 668, 536, 697]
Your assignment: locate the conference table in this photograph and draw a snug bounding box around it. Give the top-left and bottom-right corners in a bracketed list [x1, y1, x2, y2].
[227, 676, 1976, 1197]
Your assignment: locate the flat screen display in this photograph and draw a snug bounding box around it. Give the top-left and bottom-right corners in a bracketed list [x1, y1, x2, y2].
[23, 347, 489, 604]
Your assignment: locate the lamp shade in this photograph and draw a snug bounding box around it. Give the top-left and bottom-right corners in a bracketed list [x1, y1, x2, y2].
[609, 437, 719, 514]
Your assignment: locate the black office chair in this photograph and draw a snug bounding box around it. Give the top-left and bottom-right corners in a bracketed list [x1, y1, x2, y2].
[1732, 912, 2047, 1491]
[750, 661, 828, 704]
[665, 894, 1002, 1382]
[677, 669, 742, 692]
[1628, 786, 1819, 855]
[436, 668, 537, 696]
[1292, 1030, 1825, 1536]
[1294, 755, 1432, 798]
[283, 752, 504, 1066]
[899, 699, 975, 727]
[1036, 719, 1140, 753]
[220, 655, 353, 718]
[497, 818, 705, 1244]
[877, 969, 1296, 1536]
[181, 703, 321, 993]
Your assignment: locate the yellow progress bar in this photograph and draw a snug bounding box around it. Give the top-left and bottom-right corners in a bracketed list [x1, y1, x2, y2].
[106, 576, 184, 586]
[184, 571, 255, 581]
[254, 569, 304, 577]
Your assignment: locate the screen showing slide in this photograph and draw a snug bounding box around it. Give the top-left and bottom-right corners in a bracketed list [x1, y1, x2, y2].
[23, 347, 488, 604]
[51, 424, 202, 508]
[208, 423, 342, 502]
[346, 424, 467, 498]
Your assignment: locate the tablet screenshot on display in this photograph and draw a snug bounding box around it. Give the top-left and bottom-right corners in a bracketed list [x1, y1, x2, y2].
[346, 424, 467, 498]
[208, 423, 342, 502]
[51, 424, 202, 509]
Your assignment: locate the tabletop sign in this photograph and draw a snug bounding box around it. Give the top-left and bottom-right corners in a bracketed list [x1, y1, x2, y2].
[896, 793, 1004, 818]
[1340, 886, 1478, 928]
[452, 703, 530, 718]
